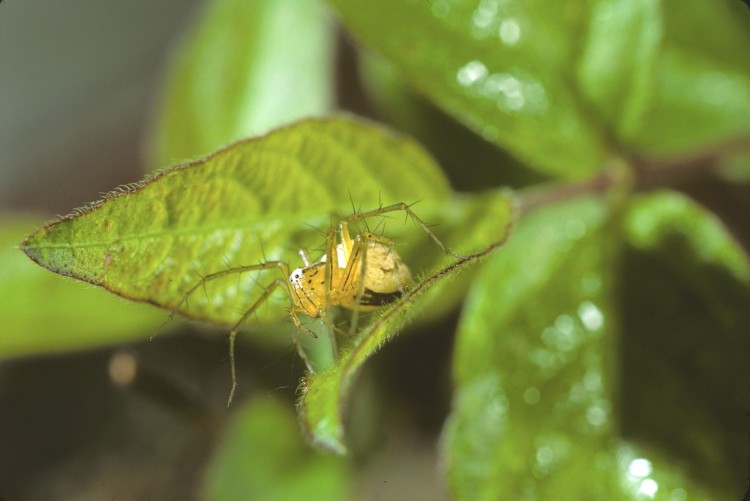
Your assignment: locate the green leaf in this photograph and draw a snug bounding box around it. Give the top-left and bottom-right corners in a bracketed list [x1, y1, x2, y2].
[442, 196, 727, 499]
[327, 0, 613, 178]
[443, 196, 619, 498]
[149, 0, 334, 167]
[21, 117, 453, 329]
[202, 397, 350, 501]
[359, 52, 546, 190]
[620, 191, 750, 496]
[624, 191, 750, 281]
[299, 191, 516, 453]
[0, 215, 162, 357]
[576, 0, 662, 141]
[331, 0, 750, 177]
[628, 0, 750, 154]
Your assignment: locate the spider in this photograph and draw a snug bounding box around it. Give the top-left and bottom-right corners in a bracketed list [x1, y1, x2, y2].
[172, 202, 459, 406]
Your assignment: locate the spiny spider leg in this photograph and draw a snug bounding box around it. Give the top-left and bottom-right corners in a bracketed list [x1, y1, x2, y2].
[345, 231, 368, 337]
[170, 261, 290, 319]
[341, 202, 464, 259]
[154, 261, 290, 340]
[165, 260, 323, 407]
[226, 278, 286, 407]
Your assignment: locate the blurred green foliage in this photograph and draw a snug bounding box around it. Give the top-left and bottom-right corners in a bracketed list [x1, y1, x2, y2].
[149, 0, 335, 167]
[202, 397, 350, 500]
[8, 0, 750, 499]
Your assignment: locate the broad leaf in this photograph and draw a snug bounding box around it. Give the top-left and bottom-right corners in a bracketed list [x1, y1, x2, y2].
[620, 191, 750, 496]
[329, 0, 611, 178]
[150, 0, 334, 167]
[331, 0, 750, 177]
[442, 196, 728, 499]
[0, 216, 162, 357]
[21, 118, 453, 330]
[299, 191, 516, 453]
[359, 52, 545, 190]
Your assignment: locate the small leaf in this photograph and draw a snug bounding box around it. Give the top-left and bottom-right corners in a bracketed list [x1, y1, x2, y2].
[299, 191, 516, 453]
[624, 191, 750, 281]
[0, 216, 162, 357]
[150, 0, 335, 167]
[21, 117, 452, 329]
[202, 397, 350, 501]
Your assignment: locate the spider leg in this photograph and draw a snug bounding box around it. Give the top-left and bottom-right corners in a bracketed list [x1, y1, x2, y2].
[159, 260, 294, 407]
[288, 308, 342, 374]
[337, 234, 368, 336]
[160, 260, 291, 334]
[323, 226, 337, 309]
[288, 308, 327, 374]
[321, 224, 353, 356]
[226, 278, 287, 407]
[318, 309, 341, 360]
[342, 202, 465, 259]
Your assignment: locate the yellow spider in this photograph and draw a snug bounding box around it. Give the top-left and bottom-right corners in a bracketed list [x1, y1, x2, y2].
[172, 203, 457, 405]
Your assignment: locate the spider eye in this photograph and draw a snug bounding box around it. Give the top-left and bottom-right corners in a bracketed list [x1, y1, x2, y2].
[290, 268, 304, 282]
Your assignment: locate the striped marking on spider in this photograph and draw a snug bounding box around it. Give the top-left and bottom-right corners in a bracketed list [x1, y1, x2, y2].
[172, 202, 460, 406]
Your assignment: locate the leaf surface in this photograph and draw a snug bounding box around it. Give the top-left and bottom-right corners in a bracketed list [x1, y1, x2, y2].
[442, 195, 730, 499]
[331, 0, 750, 176]
[619, 191, 750, 496]
[626, 0, 750, 154]
[22, 118, 453, 328]
[329, 0, 611, 178]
